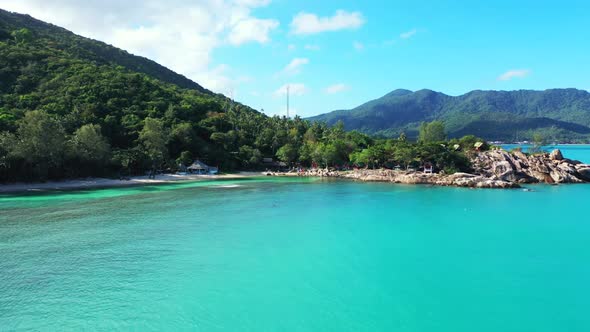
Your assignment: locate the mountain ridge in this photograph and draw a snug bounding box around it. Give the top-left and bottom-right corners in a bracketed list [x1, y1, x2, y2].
[308, 88, 590, 141]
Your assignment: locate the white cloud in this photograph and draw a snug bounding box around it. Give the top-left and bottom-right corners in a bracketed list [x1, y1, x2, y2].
[353, 41, 364, 51]
[400, 29, 418, 39]
[324, 83, 349, 94]
[0, 0, 278, 95]
[304, 44, 320, 51]
[274, 83, 308, 97]
[281, 58, 309, 76]
[228, 17, 279, 45]
[288, 44, 296, 51]
[498, 69, 531, 81]
[192, 64, 252, 97]
[290, 10, 365, 35]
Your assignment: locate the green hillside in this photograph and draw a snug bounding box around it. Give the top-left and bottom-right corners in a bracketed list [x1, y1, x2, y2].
[0, 9, 209, 92]
[309, 88, 590, 141]
[2, 9, 412, 183]
[0, 9, 285, 181]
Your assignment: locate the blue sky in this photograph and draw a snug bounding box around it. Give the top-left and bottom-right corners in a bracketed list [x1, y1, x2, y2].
[2, 0, 590, 117]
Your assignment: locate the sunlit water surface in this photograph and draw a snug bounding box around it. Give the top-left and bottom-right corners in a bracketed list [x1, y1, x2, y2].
[1, 148, 590, 331]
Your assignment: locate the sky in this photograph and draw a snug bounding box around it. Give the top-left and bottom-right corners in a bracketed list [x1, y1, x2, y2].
[1, 0, 589, 117]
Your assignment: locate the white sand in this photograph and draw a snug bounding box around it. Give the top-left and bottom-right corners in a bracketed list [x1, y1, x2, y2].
[0, 173, 264, 194]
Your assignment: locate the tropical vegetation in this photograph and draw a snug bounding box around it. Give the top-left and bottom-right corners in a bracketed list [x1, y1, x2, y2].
[0, 9, 485, 182]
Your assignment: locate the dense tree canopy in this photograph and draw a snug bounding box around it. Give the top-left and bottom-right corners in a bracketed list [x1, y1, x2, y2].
[418, 121, 447, 143]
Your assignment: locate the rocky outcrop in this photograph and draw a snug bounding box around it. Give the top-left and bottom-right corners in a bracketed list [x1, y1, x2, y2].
[334, 170, 519, 189]
[550, 149, 564, 161]
[269, 168, 519, 189]
[269, 148, 588, 189]
[472, 149, 588, 184]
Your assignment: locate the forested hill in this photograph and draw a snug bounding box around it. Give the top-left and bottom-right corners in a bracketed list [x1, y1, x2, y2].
[308, 88, 590, 141]
[2, 9, 401, 184]
[0, 9, 283, 182]
[0, 9, 209, 92]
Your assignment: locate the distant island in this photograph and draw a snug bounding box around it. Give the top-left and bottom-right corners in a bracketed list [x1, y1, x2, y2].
[308, 88, 590, 142]
[0, 9, 588, 187]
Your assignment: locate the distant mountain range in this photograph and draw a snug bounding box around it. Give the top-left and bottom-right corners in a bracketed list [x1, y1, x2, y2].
[308, 88, 590, 141]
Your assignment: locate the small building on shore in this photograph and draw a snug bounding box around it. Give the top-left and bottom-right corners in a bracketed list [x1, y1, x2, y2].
[262, 158, 288, 171]
[187, 160, 218, 175]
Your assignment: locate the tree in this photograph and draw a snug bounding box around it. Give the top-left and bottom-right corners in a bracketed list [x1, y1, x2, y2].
[312, 142, 338, 168]
[418, 121, 446, 143]
[70, 124, 111, 164]
[393, 143, 416, 169]
[168, 122, 205, 158]
[239, 145, 262, 167]
[176, 151, 193, 167]
[276, 143, 298, 164]
[238, 145, 262, 167]
[12, 110, 67, 179]
[139, 117, 168, 165]
[530, 132, 546, 154]
[11, 28, 33, 44]
[349, 149, 370, 168]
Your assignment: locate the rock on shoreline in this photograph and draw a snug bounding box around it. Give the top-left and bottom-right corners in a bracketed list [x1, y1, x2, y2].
[292, 169, 520, 189]
[472, 149, 590, 184]
[270, 149, 589, 189]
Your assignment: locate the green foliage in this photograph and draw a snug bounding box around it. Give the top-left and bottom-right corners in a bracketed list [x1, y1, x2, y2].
[9, 110, 67, 180]
[418, 121, 446, 143]
[70, 124, 110, 163]
[276, 143, 298, 164]
[239, 145, 262, 166]
[11, 28, 32, 43]
[139, 118, 168, 164]
[448, 135, 489, 152]
[530, 132, 546, 154]
[0, 9, 482, 181]
[176, 151, 193, 167]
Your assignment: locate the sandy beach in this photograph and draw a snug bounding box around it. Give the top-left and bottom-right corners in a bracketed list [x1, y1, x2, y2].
[0, 173, 263, 194]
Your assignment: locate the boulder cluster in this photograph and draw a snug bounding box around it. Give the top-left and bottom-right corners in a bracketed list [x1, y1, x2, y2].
[269, 149, 589, 189]
[337, 169, 519, 189]
[472, 149, 590, 184]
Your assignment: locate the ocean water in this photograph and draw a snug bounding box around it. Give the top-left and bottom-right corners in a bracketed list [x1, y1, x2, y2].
[1, 176, 590, 331]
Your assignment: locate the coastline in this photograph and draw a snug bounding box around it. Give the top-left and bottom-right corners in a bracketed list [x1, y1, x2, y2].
[2, 149, 589, 194]
[0, 173, 261, 194]
[270, 149, 590, 189]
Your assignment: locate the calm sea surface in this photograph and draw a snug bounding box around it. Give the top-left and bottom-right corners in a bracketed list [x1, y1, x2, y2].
[1, 145, 590, 331]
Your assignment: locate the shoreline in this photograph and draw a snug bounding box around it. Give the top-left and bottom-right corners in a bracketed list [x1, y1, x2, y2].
[2, 149, 589, 194]
[0, 173, 262, 194]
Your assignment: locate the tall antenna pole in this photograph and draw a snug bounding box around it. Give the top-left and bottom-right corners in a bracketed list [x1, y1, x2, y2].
[286, 85, 290, 118]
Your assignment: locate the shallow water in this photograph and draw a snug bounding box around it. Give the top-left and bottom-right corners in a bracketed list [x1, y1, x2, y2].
[1, 177, 590, 331]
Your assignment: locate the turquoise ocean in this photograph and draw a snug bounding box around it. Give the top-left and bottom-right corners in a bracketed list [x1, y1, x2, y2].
[1, 145, 590, 331]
